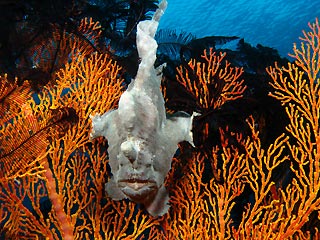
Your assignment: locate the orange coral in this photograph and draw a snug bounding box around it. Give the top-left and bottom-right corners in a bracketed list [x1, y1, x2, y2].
[0, 75, 32, 123]
[263, 17, 320, 238]
[0, 74, 77, 180]
[162, 145, 246, 239]
[1, 15, 320, 240]
[176, 48, 246, 110]
[31, 17, 101, 76]
[0, 18, 126, 239]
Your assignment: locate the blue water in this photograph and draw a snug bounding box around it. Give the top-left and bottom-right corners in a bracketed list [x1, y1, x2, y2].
[158, 0, 320, 57]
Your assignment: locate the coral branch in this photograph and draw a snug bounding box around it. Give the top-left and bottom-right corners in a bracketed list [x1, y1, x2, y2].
[176, 48, 246, 111]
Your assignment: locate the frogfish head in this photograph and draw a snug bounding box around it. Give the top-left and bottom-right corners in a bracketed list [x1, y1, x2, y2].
[116, 138, 160, 204]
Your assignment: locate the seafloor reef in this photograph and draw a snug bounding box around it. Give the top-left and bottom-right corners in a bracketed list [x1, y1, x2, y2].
[0, 0, 319, 239]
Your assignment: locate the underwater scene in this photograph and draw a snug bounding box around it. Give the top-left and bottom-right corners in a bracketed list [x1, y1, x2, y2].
[0, 0, 320, 239]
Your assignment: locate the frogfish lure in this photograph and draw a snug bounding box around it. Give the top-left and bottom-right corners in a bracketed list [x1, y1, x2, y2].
[90, 0, 197, 216]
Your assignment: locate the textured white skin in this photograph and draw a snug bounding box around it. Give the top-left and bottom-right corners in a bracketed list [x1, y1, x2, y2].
[90, 0, 197, 216]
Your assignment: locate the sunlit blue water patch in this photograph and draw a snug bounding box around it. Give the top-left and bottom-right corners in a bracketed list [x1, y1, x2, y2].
[159, 0, 320, 57]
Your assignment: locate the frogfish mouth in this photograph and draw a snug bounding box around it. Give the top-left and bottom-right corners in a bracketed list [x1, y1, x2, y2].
[90, 0, 197, 216]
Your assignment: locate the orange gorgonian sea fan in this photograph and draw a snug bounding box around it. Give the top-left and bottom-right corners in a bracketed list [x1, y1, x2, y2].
[1, 13, 320, 240]
[0, 17, 126, 239]
[175, 48, 246, 111]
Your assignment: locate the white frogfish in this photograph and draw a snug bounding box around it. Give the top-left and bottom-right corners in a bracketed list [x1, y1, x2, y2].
[90, 0, 197, 216]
